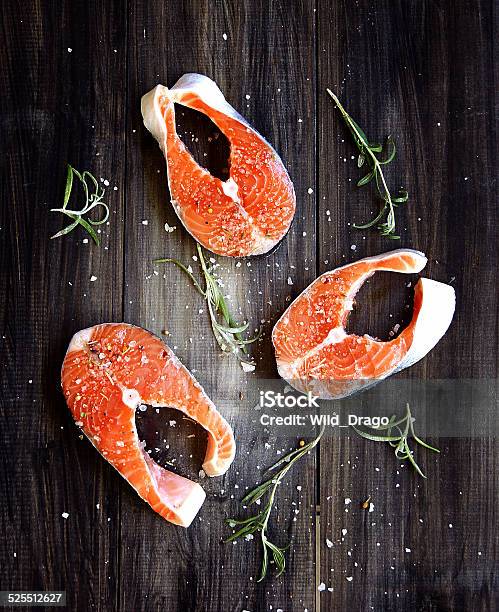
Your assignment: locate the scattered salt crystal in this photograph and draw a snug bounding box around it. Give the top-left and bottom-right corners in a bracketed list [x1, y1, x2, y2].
[241, 362, 256, 373]
[198, 469, 206, 479]
[113, 186, 118, 191]
[344, 498, 351, 505]
[341, 528, 347, 536]
[90, 275, 97, 282]
[302, 231, 307, 237]
[222, 33, 228, 40]
[141, 220, 149, 225]
[138, 404, 147, 412]
[61, 512, 69, 519]
[296, 485, 302, 491]
[28, 379, 32, 384]
[287, 276, 293, 285]
[96, 504, 100, 509]
[307, 188, 313, 194]
[83, 238, 89, 244]
[116, 441, 124, 447]
[326, 538, 333, 548]
[350, 244, 357, 251]
[448, 523, 453, 528]
[169, 420, 176, 427]
[346, 576, 353, 582]
[245, 94, 251, 100]
[405, 548, 411, 553]
[368, 502, 374, 513]
[67, 48, 72, 53]
[103, 179, 109, 186]
[318, 582, 326, 592]
[164, 222, 176, 233]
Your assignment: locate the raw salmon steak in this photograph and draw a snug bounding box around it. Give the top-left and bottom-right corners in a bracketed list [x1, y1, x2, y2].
[61, 323, 235, 527]
[141, 73, 296, 257]
[272, 249, 456, 399]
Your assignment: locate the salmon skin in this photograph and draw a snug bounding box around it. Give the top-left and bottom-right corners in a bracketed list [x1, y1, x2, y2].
[141, 73, 296, 257]
[61, 323, 235, 527]
[272, 249, 456, 400]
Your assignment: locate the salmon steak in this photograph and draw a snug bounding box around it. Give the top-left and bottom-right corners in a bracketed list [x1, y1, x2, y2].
[272, 249, 456, 399]
[141, 73, 296, 257]
[61, 323, 235, 527]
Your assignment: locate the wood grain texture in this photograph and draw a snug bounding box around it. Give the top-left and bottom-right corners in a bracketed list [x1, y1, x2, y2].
[0, 0, 496, 611]
[121, 2, 317, 610]
[317, 1, 497, 610]
[0, 1, 127, 610]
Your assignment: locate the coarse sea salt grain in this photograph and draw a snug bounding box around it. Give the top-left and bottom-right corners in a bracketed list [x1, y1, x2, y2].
[307, 188, 313, 194]
[318, 582, 326, 592]
[90, 275, 97, 282]
[326, 538, 333, 548]
[344, 498, 352, 505]
[142, 220, 149, 225]
[241, 362, 256, 373]
[61, 512, 69, 519]
[222, 33, 228, 40]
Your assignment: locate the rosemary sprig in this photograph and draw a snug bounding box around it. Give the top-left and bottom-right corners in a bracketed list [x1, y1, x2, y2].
[50, 164, 109, 245]
[327, 89, 408, 239]
[154, 244, 259, 366]
[352, 403, 439, 478]
[226, 427, 324, 581]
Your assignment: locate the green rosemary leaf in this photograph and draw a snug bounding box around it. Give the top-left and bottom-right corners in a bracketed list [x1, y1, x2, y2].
[379, 137, 397, 165]
[351, 403, 439, 478]
[353, 203, 388, 229]
[327, 89, 409, 238]
[50, 217, 80, 240]
[63, 164, 74, 209]
[153, 258, 204, 295]
[215, 321, 249, 335]
[77, 216, 100, 245]
[351, 426, 401, 443]
[392, 189, 409, 203]
[155, 244, 259, 364]
[51, 164, 109, 244]
[226, 427, 325, 581]
[357, 171, 375, 187]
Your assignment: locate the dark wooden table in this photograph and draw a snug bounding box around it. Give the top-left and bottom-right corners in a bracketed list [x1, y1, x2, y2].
[1, 1, 497, 610]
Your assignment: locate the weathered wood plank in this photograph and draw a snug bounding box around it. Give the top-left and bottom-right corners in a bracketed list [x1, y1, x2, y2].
[121, 0, 317, 610]
[317, 0, 497, 609]
[0, 1, 127, 610]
